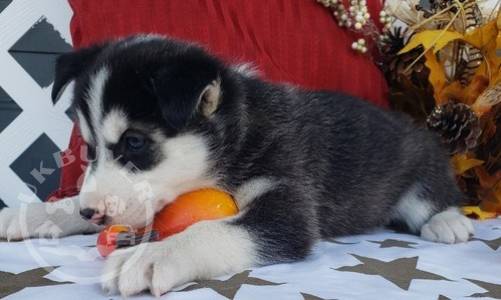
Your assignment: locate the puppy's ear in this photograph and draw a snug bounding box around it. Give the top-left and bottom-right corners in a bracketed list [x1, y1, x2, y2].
[150, 57, 222, 130]
[51, 44, 106, 103]
[197, 79, 221, 117]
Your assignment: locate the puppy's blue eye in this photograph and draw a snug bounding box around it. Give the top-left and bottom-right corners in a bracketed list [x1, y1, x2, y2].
[124, 133, 146, 152]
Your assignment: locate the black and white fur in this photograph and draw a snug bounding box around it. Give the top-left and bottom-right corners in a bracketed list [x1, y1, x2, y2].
[0, 35, 474, 296]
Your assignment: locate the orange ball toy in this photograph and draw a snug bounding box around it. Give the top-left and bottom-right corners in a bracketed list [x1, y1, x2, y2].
[151, 188, 238, 239]
[97, 188, 238, 257]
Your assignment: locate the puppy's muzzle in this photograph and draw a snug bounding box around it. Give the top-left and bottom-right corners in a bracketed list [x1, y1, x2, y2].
[79, 208, 106, 225]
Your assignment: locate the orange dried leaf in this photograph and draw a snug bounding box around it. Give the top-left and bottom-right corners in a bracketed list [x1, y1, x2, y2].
[479, 115, 497, 144]
[473, 16, 501, 83]
[424, 51, 448, 104]
[440, 81, 464, 103]
[398, 30, 464, 55]
[463, 20, 497, 48]
[463, 75, 490, 105]
[451, 154, 484, 175]
[482, 38, 501, 83]
[475, 167, 501, 189]
[462, 206, 498, 219]
[440, 74, 489, 106]
[480, 183, 501, 213]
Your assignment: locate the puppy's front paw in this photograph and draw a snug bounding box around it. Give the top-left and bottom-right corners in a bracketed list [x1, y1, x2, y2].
[0, 197, 96, 241]
[421, 208, 474, 244]
[0, 207, 58, 241]
[102, 242, 183, 297]
[0, 208, 21, 240]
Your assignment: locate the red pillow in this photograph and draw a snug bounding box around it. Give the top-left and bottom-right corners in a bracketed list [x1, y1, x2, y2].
[48, 0, 388, 201]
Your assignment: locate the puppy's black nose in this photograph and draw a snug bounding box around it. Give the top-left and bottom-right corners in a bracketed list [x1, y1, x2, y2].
[80, 208, 96, 220]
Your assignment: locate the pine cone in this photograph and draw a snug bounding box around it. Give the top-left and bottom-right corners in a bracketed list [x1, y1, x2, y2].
[427, 102, 482, 154]
[389, 48, 428, 87]
[382, 29, 429, 87]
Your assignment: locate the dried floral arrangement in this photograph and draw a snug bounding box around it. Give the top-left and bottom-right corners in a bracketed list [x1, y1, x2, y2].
[317, 0, 501, 219]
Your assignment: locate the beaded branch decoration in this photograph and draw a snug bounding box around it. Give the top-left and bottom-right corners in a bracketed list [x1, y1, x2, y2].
[316, 0, 393, 54]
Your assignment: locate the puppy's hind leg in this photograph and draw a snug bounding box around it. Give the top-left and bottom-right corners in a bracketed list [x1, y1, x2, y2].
[392, 183, 474, 244]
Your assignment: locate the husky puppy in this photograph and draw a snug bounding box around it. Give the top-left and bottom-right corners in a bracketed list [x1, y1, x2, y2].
[0, 35, 473, 296]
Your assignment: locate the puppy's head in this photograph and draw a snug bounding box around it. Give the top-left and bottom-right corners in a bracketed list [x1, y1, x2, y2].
[53, 35, 231, 228]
